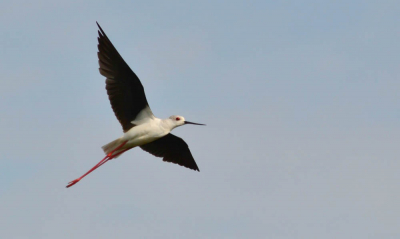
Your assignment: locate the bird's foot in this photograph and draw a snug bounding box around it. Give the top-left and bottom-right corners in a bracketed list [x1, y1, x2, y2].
[66, 178, 81, 188]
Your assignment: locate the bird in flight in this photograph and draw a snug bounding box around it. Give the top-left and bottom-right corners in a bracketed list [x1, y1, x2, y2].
[67, 22, 205, 188]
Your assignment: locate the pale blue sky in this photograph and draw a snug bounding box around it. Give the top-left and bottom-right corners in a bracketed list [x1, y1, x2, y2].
[1, 1, 400, 238]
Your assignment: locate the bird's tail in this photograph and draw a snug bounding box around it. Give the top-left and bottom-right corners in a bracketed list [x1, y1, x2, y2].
[102, 138, 124, 158]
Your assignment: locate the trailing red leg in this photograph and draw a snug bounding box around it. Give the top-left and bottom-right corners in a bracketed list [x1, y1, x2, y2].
[66, 141, 128, 188]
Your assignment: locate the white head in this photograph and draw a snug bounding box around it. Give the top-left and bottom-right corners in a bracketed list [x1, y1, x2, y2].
[167, 115, 205, 130]
[169, 115, 186, 127]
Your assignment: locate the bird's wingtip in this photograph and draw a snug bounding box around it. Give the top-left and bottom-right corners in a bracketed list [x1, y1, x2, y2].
[96, 22, 106, 36]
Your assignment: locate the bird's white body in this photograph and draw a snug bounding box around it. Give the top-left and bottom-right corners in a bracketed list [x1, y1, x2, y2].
[102, 112, 186, 157]
[124, 118, 167, 145]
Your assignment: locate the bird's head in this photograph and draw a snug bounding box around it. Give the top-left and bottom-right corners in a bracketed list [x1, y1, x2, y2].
[168, 115, 205, 129]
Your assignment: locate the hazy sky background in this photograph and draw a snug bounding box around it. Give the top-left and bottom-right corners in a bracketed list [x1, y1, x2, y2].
[1, 1, 400, 238]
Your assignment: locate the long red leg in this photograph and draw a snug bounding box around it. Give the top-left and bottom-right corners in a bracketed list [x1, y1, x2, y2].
[96, 148, 130, 168]
[66, 141, 128, 188]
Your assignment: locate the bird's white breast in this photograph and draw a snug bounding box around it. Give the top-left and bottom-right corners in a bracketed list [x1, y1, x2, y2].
[121, 118, 169, 147]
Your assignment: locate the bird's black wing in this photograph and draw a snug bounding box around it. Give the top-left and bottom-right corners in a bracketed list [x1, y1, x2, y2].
[140, 134, 200, 171]
[97, 22, 153, 132]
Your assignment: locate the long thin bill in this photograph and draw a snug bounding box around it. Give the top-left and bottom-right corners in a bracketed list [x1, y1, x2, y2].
[184, 121, 206, 126]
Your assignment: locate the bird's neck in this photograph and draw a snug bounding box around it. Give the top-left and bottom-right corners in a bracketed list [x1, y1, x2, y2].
[160, 118, 176, 132]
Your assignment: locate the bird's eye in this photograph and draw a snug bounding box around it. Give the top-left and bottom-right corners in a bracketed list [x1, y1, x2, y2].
[175, 117, 180, 121]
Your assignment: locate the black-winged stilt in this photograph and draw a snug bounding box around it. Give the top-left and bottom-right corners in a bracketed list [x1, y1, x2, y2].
[66, 22, 205, 188]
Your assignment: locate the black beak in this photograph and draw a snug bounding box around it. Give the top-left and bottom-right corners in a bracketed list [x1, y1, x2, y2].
[184, 121, 206, 126]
